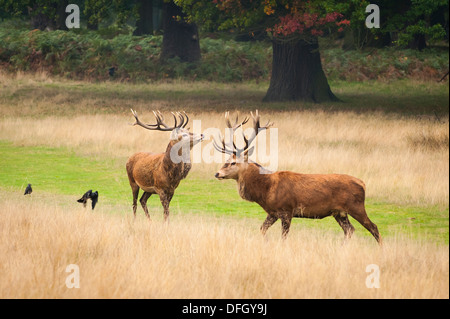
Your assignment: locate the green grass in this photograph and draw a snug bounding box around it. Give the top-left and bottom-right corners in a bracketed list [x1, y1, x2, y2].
[0, 141, 126, 200]
[1, 141, 448, 244]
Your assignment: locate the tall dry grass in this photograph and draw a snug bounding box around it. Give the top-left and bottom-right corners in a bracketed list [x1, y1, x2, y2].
[0, 192, 448, 299]
[0, 109, 448, 207]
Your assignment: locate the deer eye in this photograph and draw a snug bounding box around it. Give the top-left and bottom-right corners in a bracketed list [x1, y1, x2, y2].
[231, 162, 236, 166]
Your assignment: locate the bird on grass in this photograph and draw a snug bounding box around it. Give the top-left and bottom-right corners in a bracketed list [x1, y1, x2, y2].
[77, 190, 99, 210]
[24, 184, 32, 195]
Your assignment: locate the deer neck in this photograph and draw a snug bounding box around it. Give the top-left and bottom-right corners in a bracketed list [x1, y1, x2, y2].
[163, 141, 192, 181]
[237, 163, 271, 204]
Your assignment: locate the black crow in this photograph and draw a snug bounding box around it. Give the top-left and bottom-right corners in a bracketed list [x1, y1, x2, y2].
[77, 190, 99, 210]
[77, 190, 92, 208]
[90, 191, 98, 210]
[24, 184, 32, 195]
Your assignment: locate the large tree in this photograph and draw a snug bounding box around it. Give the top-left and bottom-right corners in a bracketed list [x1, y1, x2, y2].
[133, 0, 154, 35]
[177, 0, 350, 102]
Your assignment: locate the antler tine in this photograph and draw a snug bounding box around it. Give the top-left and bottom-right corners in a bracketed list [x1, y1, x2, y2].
[130, 109, 177, 132]
[154, 110, 170, 130]
[225, 111, 249, 130]
[225, 111, 232, 128]
[175, 111, 186, 128]
[152, 111, 162, 127]
[130, 109, 155, 129]
[240, 116, 249, 127]
[251, 109, 273, 130]
[213, 133, 236, 156]
[263, 119, 274, 129]
[169, 112, 176, 128]
[157, 110, 183, 130]
[218, 110, 272, 157]
[182, 111, 189, 128]
[241, 109, 273, 151]
[250, 109, 259, 129]
[130, 108, 138, 125]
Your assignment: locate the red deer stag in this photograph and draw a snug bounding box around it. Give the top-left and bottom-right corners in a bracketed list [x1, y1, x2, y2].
[126, 109, 204, 221]
[214, 110, 382, 244]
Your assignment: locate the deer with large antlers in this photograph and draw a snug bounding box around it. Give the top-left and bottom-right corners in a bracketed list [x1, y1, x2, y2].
[126, 109, 204, 220]
[214, 110, 382, 244]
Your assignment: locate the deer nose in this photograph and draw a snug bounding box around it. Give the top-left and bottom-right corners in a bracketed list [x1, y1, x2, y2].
[214, 172, 219, 178]
[200, 134, 205, 140]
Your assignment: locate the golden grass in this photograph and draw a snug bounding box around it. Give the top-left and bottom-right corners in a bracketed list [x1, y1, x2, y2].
[0, 192, 448, 299]
[1, 72, 448, 299]
[0, 109, 448, 207]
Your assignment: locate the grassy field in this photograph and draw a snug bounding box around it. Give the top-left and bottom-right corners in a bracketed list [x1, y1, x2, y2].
[0, 72, 448, 298]
[0, 140, 448, 243]
[1, 193, 448, 299]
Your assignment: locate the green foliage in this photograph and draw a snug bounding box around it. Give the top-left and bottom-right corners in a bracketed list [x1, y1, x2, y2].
[0, 23, 448, 82]
[177, 0, 449, 49]
[398, 20, 447, 45]
[0, 0, 28, 18]
[0, 0, 138, 30]
[84, 0, 110, 27]
[322, 47, 449, 81]
[0, 0, 56, 17]
[83, 0, 138, 29]
[378, 0, 448, 47]
[0, 24, 271, 81]
[177, 0, 352, 40]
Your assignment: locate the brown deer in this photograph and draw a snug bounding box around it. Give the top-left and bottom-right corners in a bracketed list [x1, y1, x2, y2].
[214, 111, 382, 244]
[126, 109, 204, 221]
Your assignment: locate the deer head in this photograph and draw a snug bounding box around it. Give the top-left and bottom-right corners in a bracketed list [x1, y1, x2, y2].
[214, 110, 273, 180]
[130, 109, 204, 153]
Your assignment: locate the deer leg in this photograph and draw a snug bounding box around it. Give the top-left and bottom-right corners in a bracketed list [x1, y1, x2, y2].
[334, 213, 355, 242]
[280, 214, 292, 239]
[130, 184, 140, 218]
[349, 206, 382, 245]
[159, 192, 173, 222]
[260, 214, 278, 236]
[139, 192, 152, 220]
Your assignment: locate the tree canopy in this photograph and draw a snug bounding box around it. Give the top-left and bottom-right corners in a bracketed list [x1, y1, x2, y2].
[1, 0, 447, 50]
[176, 0, 447, 49]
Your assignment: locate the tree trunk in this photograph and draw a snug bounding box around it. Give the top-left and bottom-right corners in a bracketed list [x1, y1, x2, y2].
[29, 4, 54, 30]
[160, 1, 200, 63]
[133, 0, 153, 36]
[407, 33, 427, 51]
[55, 0, 69, 30]
[263, 38, 338, 103]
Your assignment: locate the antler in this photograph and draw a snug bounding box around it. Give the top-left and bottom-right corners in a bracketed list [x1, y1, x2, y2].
[213, 111, 246, 155]
[130, 109, 189, 132]
[225, 111, 249, 130]
[214, 110, 273, 156]
[243, 109, 273, 150]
